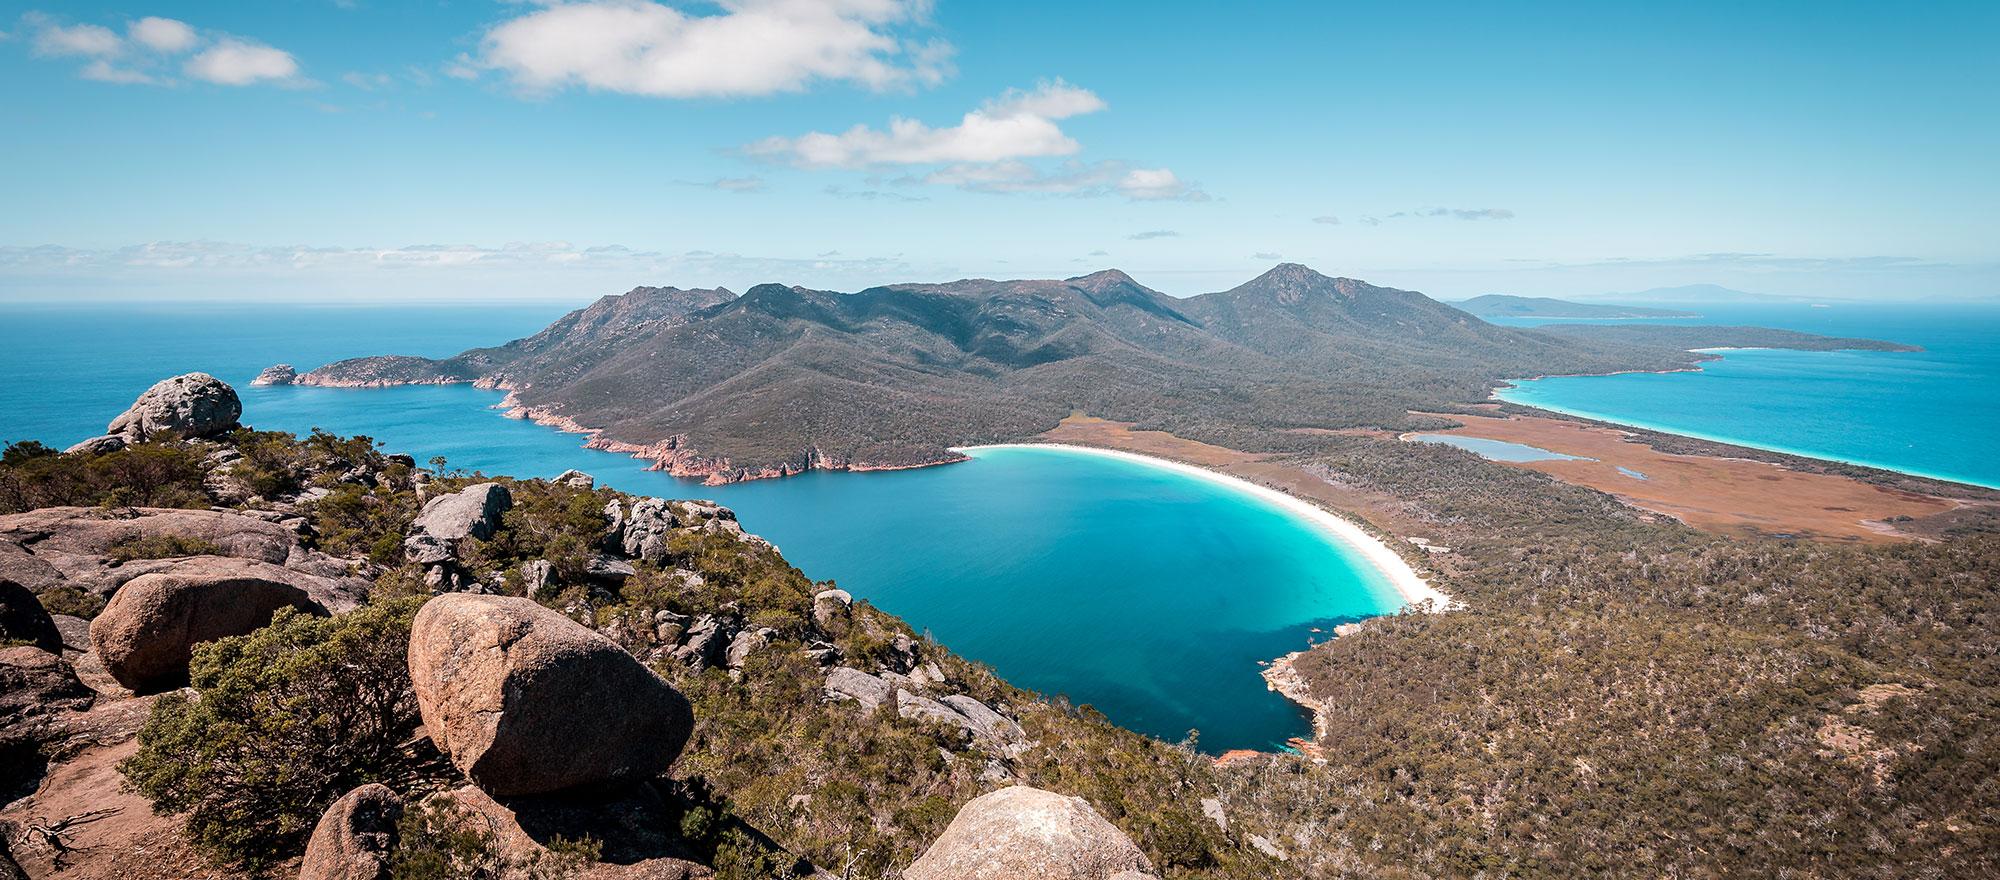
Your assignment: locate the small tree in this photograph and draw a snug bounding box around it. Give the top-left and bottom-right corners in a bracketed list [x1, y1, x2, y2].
[120, 597, 429, 869]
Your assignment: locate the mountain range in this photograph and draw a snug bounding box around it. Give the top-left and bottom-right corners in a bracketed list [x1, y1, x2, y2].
[288, 264, 1877, 483]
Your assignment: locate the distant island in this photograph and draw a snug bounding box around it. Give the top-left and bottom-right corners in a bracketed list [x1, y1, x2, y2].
[275, 264, 1912, 485]
[1454, 294, 1699, 320]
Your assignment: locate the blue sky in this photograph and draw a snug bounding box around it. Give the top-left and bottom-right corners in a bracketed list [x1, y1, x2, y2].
[1, 0, 1995, 301]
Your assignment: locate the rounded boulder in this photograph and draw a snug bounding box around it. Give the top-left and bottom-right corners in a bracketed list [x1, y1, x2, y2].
[89, 559, 328, 693]
[105, 372, 242, 441]
[905, 786, 1155, 880]
[407, 594, 693, 797]
[299, 783, 404, 880]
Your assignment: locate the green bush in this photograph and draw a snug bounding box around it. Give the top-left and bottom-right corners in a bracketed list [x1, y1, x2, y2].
[388, 798, 598, 880]
[0, 440, 210, 514]
[120, 597, 430, 869]
[105, 533, 225, 563]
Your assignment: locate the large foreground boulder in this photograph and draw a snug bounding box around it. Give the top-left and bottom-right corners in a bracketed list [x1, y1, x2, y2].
[104, 372, 242, 442]
[0, 580, 62, 654]
[89, 558, 329, 692]
[300, 783, 403, 880]
[904, 786, 1157, 880]
[407, 595, 693, 796]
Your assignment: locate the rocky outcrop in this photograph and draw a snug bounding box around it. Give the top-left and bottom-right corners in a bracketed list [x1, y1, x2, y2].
[0, 506, 367, 605]
[554, 470, 595, 489]
[404, 483, 512, 565]
[0, 647, 94, 734]
[940, 695, 1028, 753]
[89, 558, 329, 692]
[904, 786, 1156, 880]
[61, 434, 127, 455]
[250, 364, 298, 386]
[824, 667, 893, 712]
[407, 595, 694, 796]
[614, 498, 759, 564]
[0, 580, 62, 653]
[811, 588, 851, 631]
[299, 783, 403, 880]
[103, 372, 242, 442]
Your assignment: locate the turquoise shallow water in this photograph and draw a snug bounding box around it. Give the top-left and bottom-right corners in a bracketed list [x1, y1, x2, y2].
[1408, 433, 1593, 463]
[0, 303, 1400, 751]
[1491, 304, 2000, 488]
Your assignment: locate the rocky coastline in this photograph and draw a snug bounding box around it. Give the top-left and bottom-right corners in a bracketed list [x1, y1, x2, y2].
[496, 388, 970, 486]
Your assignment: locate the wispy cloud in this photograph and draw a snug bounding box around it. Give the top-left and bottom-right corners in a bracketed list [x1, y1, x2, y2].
[19, 12, 303, 87]
[1128, 230, 1178, 240]
[823, 185, 928, 202]
[0, 240, 944, 300]
[471, 0, 951, 99]
[677, 176, 766, 194]
[1311, 215, 1340, 225]
[1253, 251, 1282, 260]
[1357, 206, 1515, 226]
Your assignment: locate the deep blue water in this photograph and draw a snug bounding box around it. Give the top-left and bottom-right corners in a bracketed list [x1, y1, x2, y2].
[0, 302, 1400, 752]
[1490, 303, 2000, 488]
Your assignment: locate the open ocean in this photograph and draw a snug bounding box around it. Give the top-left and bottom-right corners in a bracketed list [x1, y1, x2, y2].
[1491, 303, 2000, 488]
[0, 301, 1399, 752]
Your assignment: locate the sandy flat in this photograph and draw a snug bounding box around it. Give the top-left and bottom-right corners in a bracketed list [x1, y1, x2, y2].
[1410, 411, 1959, 543]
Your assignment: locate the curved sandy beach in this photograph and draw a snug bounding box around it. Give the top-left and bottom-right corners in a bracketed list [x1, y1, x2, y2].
[953, 443, 1453, 613]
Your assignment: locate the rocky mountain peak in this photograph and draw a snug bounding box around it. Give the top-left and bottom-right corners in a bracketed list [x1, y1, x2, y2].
[1067, 268, 1138, 290]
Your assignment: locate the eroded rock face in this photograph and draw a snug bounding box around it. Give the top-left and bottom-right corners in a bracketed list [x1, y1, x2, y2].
[104, 372, 242, 441]
[299, 783, 403, 880]
[407, 595, 693, 796]
[0, 647, 93, 733]
[904, 786, 1155, 880]
[0, 580, 62, 654]
[89, 558, 329, 693]
[404, 483, 512, 564]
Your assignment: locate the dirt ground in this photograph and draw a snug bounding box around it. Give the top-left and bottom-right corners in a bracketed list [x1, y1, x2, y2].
[1409, 410, 1961, 543]
[1041, 411, 1968, 547]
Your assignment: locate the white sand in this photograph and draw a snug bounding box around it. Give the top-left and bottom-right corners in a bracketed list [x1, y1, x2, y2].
[952, 443, 1454, 613]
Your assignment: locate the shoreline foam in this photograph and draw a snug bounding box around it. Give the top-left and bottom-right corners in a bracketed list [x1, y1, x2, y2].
[953, 442, 1452, 613]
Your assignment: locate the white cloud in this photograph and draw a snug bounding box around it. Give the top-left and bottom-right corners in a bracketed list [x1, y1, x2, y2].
[1117, 167, 1206, 201]
[185, 39, 300, 85]
[749, 80, 1103, 169]
[474, 0, 951, 98]
[129, 17, 196, 53]
[80, 59, 159, 85]
[33, 21, 120, 57]
[22, 14, 302, 87]
[747, 80, 1207, 201]
[1312, 215, 1341, 225]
